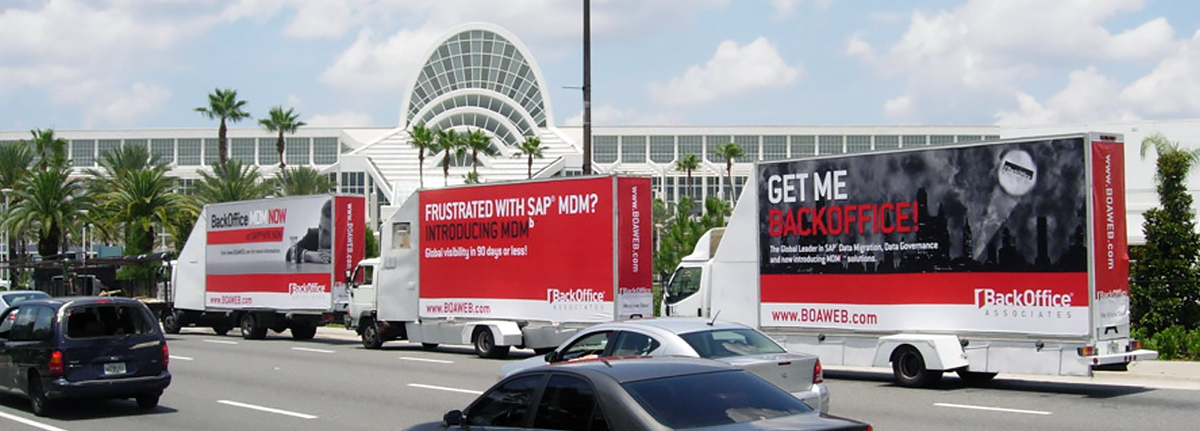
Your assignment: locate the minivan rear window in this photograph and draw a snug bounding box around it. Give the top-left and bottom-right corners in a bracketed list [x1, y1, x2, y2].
[65, 304, 155, 339]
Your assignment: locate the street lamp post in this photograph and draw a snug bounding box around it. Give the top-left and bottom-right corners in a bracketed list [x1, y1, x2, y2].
[1, 187, 11, 287]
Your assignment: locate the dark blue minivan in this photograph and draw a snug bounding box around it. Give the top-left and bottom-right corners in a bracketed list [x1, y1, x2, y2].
[0, 296, 171, 416]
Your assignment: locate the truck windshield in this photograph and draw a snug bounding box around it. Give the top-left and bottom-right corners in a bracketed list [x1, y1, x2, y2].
[665, 267, 702, 305]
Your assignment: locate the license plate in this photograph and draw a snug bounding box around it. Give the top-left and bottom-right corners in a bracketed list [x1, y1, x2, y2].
[104, 362, 126, 375]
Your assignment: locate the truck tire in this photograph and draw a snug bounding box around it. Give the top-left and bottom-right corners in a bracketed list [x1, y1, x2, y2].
[291, 322, 318, 340]
[473, 328, 510, 359]
[956, 370, 997, 386]
[362, 322, 384, 349]
[162, 311, 182, 334]
[892, 346, 942, 388]
[213, 324, 232, 336]
[241, 314, 268, 340]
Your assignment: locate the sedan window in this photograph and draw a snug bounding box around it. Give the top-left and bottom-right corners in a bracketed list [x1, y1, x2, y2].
[65, 305, 155, 339]
[533, 374, 609, 431]
[467, 374, 541, 427]
[680, 328, 786, 358]
[611, 332, 660, 357]
[623, 370, 811, 429]
[559, 331, 612, 361]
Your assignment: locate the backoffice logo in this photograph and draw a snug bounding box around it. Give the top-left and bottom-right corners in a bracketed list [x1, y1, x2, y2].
[547, 288, 606, 311]
[974, 288, 1074, 320]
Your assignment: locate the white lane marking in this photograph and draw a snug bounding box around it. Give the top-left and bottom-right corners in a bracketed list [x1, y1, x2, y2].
[292, 347, 335, 354]
[218, 400, 318, 419]
[0, 410, 69, 431]
[169, 355, 194, 361]
[399, 356, 454, 364]
[408, 383, 483, 395]
[203, 339, 239, 345]
[935, 402, 1052, 415]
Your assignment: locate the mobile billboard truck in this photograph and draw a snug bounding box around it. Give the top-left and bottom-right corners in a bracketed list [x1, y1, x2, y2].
[347, 175, 653, 358]
[664, 132, 1157, 387]
[166, 194, 366, 340]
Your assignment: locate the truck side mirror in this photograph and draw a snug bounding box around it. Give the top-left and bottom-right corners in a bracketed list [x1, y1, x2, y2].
[443, 409, 464, 426]
[345, 270, 353, 285]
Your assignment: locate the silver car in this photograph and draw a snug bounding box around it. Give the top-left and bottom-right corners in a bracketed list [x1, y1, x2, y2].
[500, 317, 830, 413]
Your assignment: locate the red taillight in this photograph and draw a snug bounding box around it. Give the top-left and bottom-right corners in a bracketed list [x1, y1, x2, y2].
[49, 351, 64, 375]
[813, 359, 824, 384]
[162, 343, 170, 369]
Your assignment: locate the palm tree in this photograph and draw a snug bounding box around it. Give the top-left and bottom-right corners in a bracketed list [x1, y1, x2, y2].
[259, 106, 306, 169]
[195, 159, 274, 204]
[464, 128, 500, 178]
[409, 123, 435, 188]
[513, 136, 547, 179]
[0, 141, 34, 278]
[26, 128, 69, 170]
[674, 153, 701, 200]
[435, 129, 465, 187]
[84, 142, 170, 246]
[3, 166, 89, 258]
[195, 88, 251, 166]
[274, 166, 334, 196]
[103, 169, 182, 256]
[713, 142, 745, 203]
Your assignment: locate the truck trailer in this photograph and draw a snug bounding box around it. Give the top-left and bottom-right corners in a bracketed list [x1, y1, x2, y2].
[664, 132, 1157, 387]
[165, 194, 366, 340]
[347, 175, 653, 358]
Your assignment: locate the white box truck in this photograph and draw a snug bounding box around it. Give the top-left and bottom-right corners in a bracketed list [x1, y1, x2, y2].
[347, 175, 653, 358]
[165, 194, 366, 340]
[664, 132, 1157, 387]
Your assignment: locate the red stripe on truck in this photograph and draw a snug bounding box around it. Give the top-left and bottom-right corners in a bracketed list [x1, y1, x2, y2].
[207, 227, 285, 245]
[760, 272, 1088, 306]
[205, 273, 330, 293]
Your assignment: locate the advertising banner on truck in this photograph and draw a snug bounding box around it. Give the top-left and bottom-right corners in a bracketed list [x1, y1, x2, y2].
[757, 137, 1119, 337]
[204, 195, 365, 310]
[418, 177, 653, 322]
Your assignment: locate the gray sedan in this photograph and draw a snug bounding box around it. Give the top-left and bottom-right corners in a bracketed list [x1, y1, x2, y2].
[408, 357, 869, 431]
[501, 317, 830, 413]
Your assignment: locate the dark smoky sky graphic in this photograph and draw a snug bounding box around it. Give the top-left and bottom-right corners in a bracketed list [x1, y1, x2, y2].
[758, 138, 1087, 267]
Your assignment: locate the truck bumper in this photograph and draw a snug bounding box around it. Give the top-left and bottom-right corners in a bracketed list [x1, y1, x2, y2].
[1085, 348, 1159, 366]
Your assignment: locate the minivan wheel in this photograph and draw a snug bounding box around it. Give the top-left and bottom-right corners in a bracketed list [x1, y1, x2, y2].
[136, 393, 161, 410]
[29, 375, 54, 417]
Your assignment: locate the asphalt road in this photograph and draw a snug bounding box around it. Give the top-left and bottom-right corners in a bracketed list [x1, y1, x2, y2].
[1, 329, 1198, 431]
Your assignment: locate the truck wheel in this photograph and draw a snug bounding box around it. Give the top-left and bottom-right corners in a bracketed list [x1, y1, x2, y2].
[956, 370, 997, 386]
[162, 311, 182, 334]
[291, 322, 318, 340]
[241, 314, 268, 340]
[473, 328, 510, 359]
[213, 324, 232, 336]
[892, 346, 942, 388]
[362, 322, 384, 349]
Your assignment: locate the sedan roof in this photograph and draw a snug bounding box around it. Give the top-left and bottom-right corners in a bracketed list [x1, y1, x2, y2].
[597, 317, 752, 334]
[534, 356, 737, 383]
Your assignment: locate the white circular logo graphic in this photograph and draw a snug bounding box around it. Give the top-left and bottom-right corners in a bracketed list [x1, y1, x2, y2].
[997, 150, 1036, 196]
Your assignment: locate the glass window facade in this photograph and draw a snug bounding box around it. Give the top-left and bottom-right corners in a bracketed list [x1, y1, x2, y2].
[620, 136, 646, 163]
[259, 138, 280, 166]
[678, 136, 703, 161]
[314, 137, 338, 164]
[957, 135, 983, 142]
[733, 135, 759, 161]
[204, 138, 220, 165]
[98, 139, 121, 161]
[71, 140, 96, 167]
[846, 135, 871, 153]
[341, 171, 366, 195]
[705, 135, 731, 162]
[648, 136, 675, 163]
[930, 135, 955, 145]
[231, 138, 256, 165]
[286, 137, 311, 166]
[762, 136, 787, 160]
[902, 135, 927, 147]
[818, 135, 843, 155]
[874, 135, 900, 150]
[178, 139, 201, 166]
[594, 135, 618, 163]
[150, 139, 175, 164]
[790, 135, 815, 157]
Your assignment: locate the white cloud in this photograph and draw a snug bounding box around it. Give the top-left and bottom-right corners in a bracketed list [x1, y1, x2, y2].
[306, 110, 376, 127]
[83, 83, 172, 128]
[1121, 30, 1200, 117]
[852, 0, 1185, 123]
[883, 95, 913, 119]
[319, 26, 447, 93]
[648, 37, 802, 106]
[562, 104, 683, 126]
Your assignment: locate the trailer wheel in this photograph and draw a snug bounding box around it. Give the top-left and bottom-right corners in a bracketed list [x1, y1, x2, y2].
[240, 314, 267, 340]
[473, 328, 510, 359]
[956, 370, 997, 386]
[362, 321, 384, 349]
[291, 322, 318, 340]
[162, 311, 182, 334]
[892, 346, 942, 388]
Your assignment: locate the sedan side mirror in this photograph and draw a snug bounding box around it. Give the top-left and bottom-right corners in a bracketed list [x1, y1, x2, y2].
[443, 410, 464, 426]
[544, 350, 560, 363]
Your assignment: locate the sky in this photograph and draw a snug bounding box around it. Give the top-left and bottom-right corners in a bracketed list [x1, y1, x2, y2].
[2, 0, 1199, 132]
